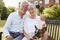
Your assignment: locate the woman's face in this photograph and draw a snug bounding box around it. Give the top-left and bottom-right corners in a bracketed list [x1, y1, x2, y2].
[28, 7, 35, 16]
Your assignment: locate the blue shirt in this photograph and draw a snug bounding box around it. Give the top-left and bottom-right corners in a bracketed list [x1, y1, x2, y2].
[3, 12, 27, 36]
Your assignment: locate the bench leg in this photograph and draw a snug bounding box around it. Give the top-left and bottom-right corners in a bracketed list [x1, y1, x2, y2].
[0, 32, 2, 40]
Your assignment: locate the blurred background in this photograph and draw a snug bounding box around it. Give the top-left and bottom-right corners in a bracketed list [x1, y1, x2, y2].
[0, 0, 60, 40]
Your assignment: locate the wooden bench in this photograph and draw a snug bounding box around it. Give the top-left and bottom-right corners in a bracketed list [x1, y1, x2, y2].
[46, 20, 60, 40]
[0, 20, 60, 40]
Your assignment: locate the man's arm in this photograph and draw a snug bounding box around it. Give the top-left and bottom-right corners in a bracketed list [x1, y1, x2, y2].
[3, 13, 12, 37]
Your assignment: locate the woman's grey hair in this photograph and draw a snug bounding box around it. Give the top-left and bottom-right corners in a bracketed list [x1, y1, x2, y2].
[28, 3, 37, 15]
[28, 3, 36, 9]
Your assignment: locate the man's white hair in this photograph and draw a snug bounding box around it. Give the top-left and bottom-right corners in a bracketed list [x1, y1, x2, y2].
[19, 0, 29, 7]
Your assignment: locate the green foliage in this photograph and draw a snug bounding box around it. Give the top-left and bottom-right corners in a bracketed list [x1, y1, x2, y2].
[36, 5, 40, 9]
[7, 7, 15, 14]
[39, 7, 44, 13]
[1, 7, 8, 20]
[1, 7, 16, 20]
[37, 7, 44, 16]
[0, 0, 8, 20]
[0, 0, 5, 14]
[0, 0, 16, 20]
[43, 4, 60, 20]
[35, 5, 44, 16]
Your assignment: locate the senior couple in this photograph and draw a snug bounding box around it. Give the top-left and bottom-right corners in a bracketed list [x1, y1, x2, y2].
[3, 1, 48, 40]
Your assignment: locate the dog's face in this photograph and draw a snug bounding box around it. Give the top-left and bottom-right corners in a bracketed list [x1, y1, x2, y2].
[34, 27, 47, 38]
[33, 25, 47, 39]
[35, 29, 43, 38]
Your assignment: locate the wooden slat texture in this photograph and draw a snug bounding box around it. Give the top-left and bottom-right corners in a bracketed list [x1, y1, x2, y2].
[46, 20, 60, 40]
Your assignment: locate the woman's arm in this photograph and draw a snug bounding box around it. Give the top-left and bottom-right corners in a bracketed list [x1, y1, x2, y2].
[24, 20, 33, 39]
[23, 19, 31, 39]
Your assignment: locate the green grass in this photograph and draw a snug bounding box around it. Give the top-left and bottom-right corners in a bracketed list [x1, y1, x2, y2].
[0, 20, 6, 32]
[0, 20, 6, 27]
[0, 20, 6, 40]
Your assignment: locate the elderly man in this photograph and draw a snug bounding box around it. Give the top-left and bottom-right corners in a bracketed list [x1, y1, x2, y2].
[3, 1, 28, 40]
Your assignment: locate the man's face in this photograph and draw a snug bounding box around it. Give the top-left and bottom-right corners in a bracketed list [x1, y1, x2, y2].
[19, 2, 28, 15]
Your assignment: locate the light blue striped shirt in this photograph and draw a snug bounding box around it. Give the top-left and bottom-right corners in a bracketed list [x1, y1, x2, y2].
[3, 12, 27, 36]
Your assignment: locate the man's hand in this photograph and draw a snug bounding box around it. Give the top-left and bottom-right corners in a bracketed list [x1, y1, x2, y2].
[6, 35, 13, 40]
[30, 38, 33, 40]
[29, 36, 34, 40]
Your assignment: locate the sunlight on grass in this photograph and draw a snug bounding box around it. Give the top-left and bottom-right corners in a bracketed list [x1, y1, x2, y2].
[0, 20, 6, 27]
[0, 20, 6, 40]
[0, 20, 6, 32]
[0, 27, 6, 40]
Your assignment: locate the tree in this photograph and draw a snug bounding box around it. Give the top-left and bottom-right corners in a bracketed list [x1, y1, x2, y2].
[1, 7, 8, 20]
[0, 0, 5, 20]
[7, 7, 15, 14]
[37, 0, 40, 8]
[0, 0, 16, 20]
[0, 0, 5, 13]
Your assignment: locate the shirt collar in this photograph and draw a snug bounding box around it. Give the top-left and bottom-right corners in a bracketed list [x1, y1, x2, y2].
[16, 11, 26, 19]
[16, 11, 19, 16]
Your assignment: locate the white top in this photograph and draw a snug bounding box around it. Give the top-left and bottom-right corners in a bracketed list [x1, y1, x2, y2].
[3, 12, 28, 36]
[24, 17, 39, 36]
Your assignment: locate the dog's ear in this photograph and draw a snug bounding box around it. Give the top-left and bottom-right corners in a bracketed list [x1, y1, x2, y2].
[41, 27, 47, 33]
[35, 25, 38, 30]
[35, 25, 38, 33]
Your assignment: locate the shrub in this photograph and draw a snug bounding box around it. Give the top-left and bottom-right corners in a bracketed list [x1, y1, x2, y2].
[43, 4, 60, 20]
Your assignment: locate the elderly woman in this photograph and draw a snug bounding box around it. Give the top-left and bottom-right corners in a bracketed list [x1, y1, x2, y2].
[22, 4, 48, 40]
[22, 4, 39, 40]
